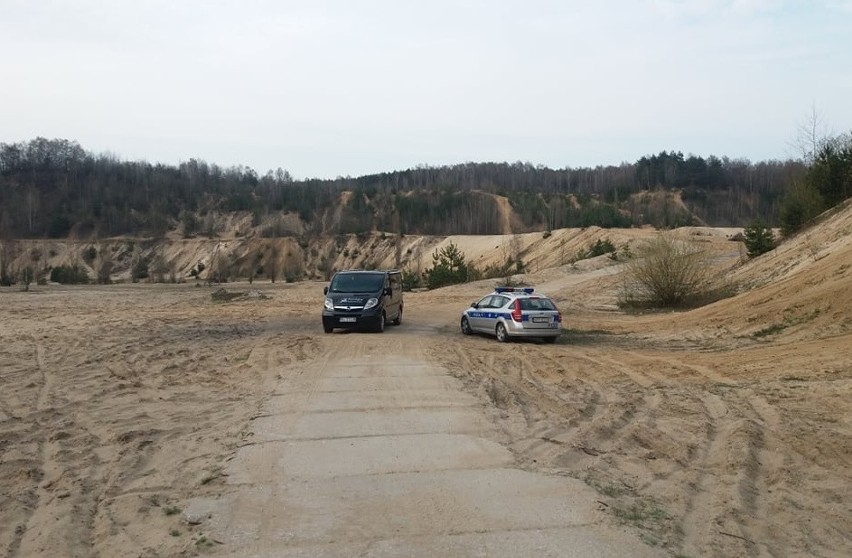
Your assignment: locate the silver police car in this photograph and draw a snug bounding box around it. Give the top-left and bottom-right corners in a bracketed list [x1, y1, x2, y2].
[460, 287, 563, 343]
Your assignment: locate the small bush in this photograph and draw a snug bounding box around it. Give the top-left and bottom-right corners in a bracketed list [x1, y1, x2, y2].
[618, 234, 727, 308]
[743, 220, 775, 258]
[480, 257, 524, 280]
[574, 238, 617, 262]
[401, 268, 422, 291]
[163, 506, 181, 516]
[82, 246, 97, 265]
[50, 264, 90, 284]
[425, 242, 473, 289]
[132, 257, 150, 282]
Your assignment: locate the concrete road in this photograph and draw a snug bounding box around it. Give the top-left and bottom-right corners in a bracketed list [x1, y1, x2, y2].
[186, 332, 664, 557]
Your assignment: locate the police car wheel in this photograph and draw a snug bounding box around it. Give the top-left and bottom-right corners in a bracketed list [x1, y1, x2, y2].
[460, 316, 472, 335]
[496, 323, 510, 343]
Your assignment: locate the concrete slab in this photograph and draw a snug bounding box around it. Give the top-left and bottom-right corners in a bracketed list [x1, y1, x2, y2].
[281, 374, 467, 393]
[226, 433, 514, 484]
[264, 389, 479, 414]
[251, 408, 497, 442]
[234, 527, 663, 558]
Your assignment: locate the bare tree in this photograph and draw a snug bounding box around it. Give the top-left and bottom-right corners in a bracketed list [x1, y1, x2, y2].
[791, 104, 830, 163]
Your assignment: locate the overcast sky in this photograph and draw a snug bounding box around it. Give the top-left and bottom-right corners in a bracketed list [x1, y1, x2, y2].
[2, 1, 850, 179]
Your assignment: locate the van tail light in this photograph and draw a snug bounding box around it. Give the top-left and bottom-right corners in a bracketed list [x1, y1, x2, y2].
[511, 300, 523, 322]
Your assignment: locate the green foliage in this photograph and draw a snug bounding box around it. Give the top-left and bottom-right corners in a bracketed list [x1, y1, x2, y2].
[780, 180, 824, 236]
[573, 238, 617, 262]
[131, 257, 150, 282]
[809, 134, 852, 207]
[0, 137, 814, 240]
[163, 506, 181, 516]
[180, 210, 199, 238]
[82, 246, 97, 264]
[425, 242, 472, 289]
[619, 234, 728, 308]
[780, 132, 852, 237]
[742, 220, 775, 258]
[479, 256, 526, 280]
[401, 268, 422, 291]
[508, 191, 547, 227]
[49, 264, 90, 284]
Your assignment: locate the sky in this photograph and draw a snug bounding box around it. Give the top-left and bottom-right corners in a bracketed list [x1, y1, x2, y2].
[2, 0, 851, 179]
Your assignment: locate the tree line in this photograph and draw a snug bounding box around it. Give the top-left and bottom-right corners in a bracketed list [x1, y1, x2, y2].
[0, 137, 814, 240]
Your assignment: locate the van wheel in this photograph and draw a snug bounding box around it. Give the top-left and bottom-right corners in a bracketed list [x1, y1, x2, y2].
[375, 313, 385, 333]
[392, 308, 402, 326]
[323, 324, 333, 334]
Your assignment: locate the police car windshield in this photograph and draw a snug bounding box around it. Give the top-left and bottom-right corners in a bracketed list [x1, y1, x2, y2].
[329, 273, 384, 294]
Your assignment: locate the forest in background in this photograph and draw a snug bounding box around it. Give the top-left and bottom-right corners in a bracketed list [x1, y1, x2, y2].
[0, 137, 809, 240]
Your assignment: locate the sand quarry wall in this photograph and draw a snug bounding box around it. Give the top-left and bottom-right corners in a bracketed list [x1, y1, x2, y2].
[2, 224, 747, 285]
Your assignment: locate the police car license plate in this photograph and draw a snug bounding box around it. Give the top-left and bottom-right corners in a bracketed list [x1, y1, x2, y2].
[532, 317, 550, 323]
[340, 317, 357, 323]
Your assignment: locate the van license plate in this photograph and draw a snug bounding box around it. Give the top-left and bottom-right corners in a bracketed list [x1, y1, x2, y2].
[340, 317, 356, 323]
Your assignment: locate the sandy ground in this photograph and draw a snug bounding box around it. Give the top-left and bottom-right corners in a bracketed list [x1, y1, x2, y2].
[1, 212, 851, 557]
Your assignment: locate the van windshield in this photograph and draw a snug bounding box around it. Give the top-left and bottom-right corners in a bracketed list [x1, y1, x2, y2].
[329, 272, 385, 294]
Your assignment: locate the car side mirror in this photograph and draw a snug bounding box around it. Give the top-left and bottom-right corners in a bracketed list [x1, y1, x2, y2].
[323, 286, 329, 295]
[384, 287, 392, 297]
[470, 302, 478, 308]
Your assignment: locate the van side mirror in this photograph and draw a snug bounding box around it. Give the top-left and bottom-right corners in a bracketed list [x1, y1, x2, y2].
[384, 287, 392, 297]
[323, 286, 329, 295]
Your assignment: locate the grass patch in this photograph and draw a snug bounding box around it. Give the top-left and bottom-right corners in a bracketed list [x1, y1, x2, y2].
[641, 533, 660, 546]
[163, 505, 181, 516]
[753, 323, 787, 338]
[753, 308, 822, 338]
[169, 528, 181, 537]
[583, 471, 634, 498]
[614, 502, 670, 525]
[195, 535, 217, 548]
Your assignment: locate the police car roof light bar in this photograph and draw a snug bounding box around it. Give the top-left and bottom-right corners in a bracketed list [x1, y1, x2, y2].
[495, 287, 535, 294]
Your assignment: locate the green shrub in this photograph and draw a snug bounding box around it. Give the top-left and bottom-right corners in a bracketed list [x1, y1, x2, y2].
[82, 246, 97, 265]
[401, 268, 422, 291]
[50, 264, 90, 284]
[742, 220, 775, 258]
[425, 242, 473, 289]
[780, 181, 824, 237]
[131, 257, 150, 282]
[573, 238, 617, 262]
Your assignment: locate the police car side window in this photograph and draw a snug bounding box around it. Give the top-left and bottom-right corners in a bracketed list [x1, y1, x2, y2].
[478, 295, 494, 308]
[493, 296, 508, 308]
